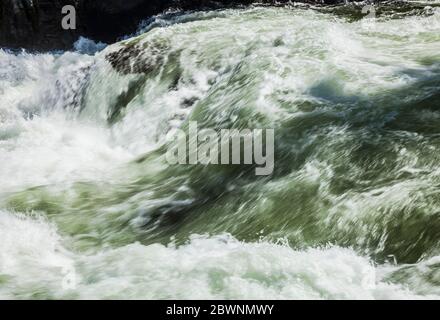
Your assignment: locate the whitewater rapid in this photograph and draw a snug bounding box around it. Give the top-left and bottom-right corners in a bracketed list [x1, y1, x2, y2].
[1, 4, 440, 299]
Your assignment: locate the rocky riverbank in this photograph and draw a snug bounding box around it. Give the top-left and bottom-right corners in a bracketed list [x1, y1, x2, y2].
[0, 0, 343, 51]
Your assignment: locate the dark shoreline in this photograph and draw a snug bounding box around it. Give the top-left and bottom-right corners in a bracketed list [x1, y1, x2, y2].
[0, 0, 429, 52]
[0, 0, 366, 51]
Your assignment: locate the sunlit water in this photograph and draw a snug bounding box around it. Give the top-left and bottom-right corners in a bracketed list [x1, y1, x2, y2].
[1, 4, 440, 299]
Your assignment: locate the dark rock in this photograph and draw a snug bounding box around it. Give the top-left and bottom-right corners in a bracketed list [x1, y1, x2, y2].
[106, 38, 169, 75]
[0, 0, 79, 51]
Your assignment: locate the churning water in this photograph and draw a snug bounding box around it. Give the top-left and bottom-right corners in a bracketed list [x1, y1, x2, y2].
[1, 3, 440, 299]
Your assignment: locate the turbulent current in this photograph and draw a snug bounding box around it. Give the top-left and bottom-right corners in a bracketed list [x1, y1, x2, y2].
[1, 3, 440, 299]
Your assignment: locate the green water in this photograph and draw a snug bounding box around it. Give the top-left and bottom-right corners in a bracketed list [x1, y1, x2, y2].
[1, 3, 440, 299]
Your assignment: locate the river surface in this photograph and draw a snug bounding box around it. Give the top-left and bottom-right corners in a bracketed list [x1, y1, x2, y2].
[1, 3, 440, 299]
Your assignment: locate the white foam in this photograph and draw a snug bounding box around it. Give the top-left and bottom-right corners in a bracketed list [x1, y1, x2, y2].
[0, 210, 75, 299]
[0, 51, 133, 193]
[0, 220, 429, 299]
[73, 37, 107, 55]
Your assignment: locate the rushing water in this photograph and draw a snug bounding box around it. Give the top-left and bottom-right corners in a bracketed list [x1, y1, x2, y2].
[1, 3, 440, 299]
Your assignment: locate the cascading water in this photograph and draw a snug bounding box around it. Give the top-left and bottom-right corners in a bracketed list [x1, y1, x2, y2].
[1, 3, 440, 299]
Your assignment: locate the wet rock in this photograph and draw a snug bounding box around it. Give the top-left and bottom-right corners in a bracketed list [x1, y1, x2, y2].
[106, 40, 167, 75]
